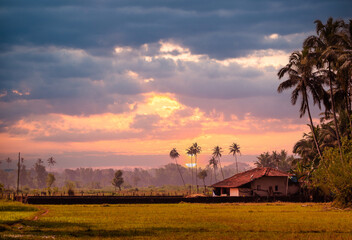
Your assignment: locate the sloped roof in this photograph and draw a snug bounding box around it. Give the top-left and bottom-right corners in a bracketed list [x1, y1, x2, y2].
[211, 167, 290, 188]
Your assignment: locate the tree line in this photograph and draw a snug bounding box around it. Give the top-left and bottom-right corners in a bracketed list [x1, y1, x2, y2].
[0, 157, 250, 194]
[277, 18, 352, 207]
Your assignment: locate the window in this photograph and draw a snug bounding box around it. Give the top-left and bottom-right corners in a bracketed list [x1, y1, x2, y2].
[275, 185, 279, 191]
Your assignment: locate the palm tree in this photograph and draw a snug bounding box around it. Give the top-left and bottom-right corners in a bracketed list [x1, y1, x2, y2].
[338, 19, 352, 135]
[271, 151, 280, 169]
[208, 157, 218, 184]
[186, 146, 194, 190]
[339, 19, 352, 73]
[192, 142, 201, 189]
[169, 148, 185, 186]
[304, 17, 345, 160]
[293, 130, 321, 167]
[229, 143, 241, 173]
[212, 146, 224, 180]
[278, 49, 326, 161]
[255, 152, 275, 168]
[320, 110, 351, 148]
[47, 157, 56, 172]
[37, 158, 43, 165]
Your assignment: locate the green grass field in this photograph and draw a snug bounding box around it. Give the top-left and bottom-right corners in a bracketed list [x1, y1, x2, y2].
[1, 200, 352, 239]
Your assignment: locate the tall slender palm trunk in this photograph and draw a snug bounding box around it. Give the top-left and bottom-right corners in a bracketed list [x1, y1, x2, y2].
[175, 159, 185, 186]
[190, 156, 193, 192]
[348, 79, 352, 137]
[213, 167, 217, 183]
[235, 154, 238, 174]
[195, 155, 198, 189]
[345, 90, 352, 138]
[209, 169, 212, 185]
[328, 64, 343, 162]
[218, 158, 224, 180]
[303, 92, 324, 161]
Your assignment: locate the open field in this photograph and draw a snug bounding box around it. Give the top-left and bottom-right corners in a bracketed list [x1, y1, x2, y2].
[1, 200, 352, 239]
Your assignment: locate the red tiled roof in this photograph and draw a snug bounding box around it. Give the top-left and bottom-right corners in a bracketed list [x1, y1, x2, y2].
[211, 167, 290, 188]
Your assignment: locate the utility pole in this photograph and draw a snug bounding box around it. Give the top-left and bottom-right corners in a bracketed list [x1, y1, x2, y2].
[16, 152, 20, 195]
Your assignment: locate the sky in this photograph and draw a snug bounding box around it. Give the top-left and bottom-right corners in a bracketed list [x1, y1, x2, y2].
[0, 0, 351, 169]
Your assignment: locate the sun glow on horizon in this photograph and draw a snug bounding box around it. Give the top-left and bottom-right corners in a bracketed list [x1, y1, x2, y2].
[0, 42, 311, 163]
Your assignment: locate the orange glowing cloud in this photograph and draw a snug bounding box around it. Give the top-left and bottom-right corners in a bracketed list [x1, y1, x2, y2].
[1, 92, 308, 159]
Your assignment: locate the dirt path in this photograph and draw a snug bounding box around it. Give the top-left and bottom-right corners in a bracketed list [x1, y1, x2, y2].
[32, 208, 49, 221]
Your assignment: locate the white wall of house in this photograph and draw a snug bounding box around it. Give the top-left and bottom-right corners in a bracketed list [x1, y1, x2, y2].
[251, 176, 288, 197]
[230, 188, 239, 196]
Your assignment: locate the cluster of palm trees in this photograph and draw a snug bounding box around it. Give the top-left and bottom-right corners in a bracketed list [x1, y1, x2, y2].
[254, 150, 293, 172]
[169, 142, 241, 190]
[278, 18, 351, 174]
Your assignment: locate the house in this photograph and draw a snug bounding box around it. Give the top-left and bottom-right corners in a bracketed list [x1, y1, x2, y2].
[211, 167, 299, 197]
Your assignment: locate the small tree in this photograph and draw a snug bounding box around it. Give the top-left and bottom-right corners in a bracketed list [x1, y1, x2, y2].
[112, 170, 124, 191]
[34, 158, 47, 188]
[197, 169, 208, 193]
[65, 181, 75, 196]
[46, 173, 56, 195]
[46, 173, 56, 188]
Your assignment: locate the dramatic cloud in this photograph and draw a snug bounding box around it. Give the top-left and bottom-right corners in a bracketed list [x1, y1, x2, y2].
[0, 1, 350, 168]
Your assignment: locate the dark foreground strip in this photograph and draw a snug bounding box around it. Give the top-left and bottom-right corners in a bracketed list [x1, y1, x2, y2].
[21, 196, 306, 205]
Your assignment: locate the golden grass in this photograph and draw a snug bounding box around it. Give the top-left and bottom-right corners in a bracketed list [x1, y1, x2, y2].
[1, 201, 352, 239]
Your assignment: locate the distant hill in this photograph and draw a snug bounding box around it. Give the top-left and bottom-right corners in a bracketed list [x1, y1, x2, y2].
[223, 162, 252, 172]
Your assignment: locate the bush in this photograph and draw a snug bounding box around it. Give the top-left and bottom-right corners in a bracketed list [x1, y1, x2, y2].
[313, 138, 352, 208]
[68, 189, 75, 196]
[65, 181, 76, 196]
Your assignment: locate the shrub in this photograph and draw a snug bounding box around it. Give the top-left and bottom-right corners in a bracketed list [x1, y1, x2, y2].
[313, 138, 352, 208]
[65, 181, 76, 196]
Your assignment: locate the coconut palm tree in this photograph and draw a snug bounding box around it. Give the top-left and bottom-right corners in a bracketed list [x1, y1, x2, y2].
[320, 110, 351, 149]
[278, 49, 326, 161]
[338, 19, 352, 134]
[304, 17, 345, 159]
[271, 151, 280, 169]
[186, 146, 194, 190]
[212, 146, 224, 180]
[293, 129, 322, 167]
[208, 157, 218, 184]
[192, 142, 201, 189]
[339, 20, 352, 72]
[255, 152, 275, 168]
[47, 157, 56, 172]
[229, 143, 241, 173]
[169, 148, 185, 186]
